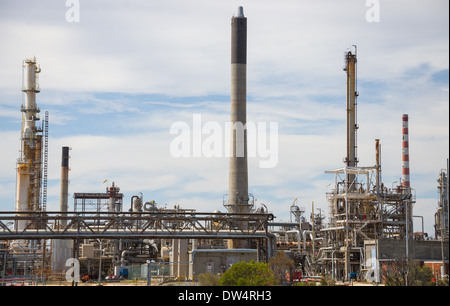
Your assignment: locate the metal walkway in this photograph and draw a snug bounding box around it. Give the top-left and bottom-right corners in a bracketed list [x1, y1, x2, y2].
[0, 211, 274, 241]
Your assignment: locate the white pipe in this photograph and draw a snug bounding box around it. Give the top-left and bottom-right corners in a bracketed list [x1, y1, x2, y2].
[286, 230, 301, 247]
[302, 230, 312, 251]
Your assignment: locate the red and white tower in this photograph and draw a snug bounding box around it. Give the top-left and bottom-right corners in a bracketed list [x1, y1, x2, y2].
[401, 114, 410, 190]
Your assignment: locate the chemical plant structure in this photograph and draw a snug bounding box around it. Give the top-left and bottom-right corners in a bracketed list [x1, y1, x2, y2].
[0, 7, 448, 286]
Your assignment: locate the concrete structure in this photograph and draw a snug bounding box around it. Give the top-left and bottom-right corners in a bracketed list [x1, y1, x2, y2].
[50, 146, 73, 273]
[189, 249, 257, 277]
[364, 239, 449, 282]
[227, 6, 250, 249]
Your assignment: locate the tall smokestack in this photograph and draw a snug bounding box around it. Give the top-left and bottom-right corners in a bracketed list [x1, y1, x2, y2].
[402, 114, 410, 190]
[375, 139, 381, 194]
[228, 6, 249, 249]
[60, 147, 70, 225]
[401, 114, 414, 242]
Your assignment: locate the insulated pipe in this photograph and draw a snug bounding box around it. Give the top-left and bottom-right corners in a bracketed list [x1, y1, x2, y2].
[286, 230, 302, 248]
[302, 230, 313, 251]
[130, 195, 138, 212]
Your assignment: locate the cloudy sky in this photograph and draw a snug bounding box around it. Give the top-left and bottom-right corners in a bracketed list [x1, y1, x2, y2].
[0, 0, 448, 236]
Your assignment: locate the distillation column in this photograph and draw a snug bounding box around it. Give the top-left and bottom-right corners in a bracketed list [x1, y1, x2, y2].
[15, 58, 43, 232]
[435, 166, 449, 240]
[344, 50, 358, 190]
[228, 6, 249, 249]
[107, 182, 121, 212]
[342, 49, 358, 280]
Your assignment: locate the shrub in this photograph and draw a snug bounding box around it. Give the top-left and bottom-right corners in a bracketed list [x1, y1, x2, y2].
[295, 280, 316, 286]
[198, 273, 220, 286]
[219, 260, 278, 286]
[319, 275, 336, 286]
[384, 260, 434, 286]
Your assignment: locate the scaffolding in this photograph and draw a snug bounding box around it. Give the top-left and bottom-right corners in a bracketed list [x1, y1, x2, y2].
[40, 111, 49, 212]
[318, 163, 415, 280]
[73, 192, 124, 214]
[435, 168, 449, 241]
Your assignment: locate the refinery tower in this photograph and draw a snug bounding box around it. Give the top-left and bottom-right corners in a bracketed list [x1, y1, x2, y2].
[15, 58, 48, 233]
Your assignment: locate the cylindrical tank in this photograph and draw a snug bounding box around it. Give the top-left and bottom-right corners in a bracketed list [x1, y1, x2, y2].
[51, 239, 74, 272]
[15, 164, 31, 231]
[22, 59, 40, 144]
[107, 182, 120, 212]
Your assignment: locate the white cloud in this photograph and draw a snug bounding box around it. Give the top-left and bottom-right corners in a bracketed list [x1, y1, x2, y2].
[0, 0, 448, 237]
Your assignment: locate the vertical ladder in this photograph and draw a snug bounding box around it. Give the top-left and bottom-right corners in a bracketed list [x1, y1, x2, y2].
[41, 111, 49, 212]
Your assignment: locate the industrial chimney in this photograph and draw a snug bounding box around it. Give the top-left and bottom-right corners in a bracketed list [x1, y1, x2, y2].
[401, 114, 410, 190]
[227, 6, 249, 249]
[60, 147, 70, 226]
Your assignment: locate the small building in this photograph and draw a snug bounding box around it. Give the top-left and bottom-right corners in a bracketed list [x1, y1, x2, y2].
[189, 249, 257, 278]
[364, 239, 449, 283]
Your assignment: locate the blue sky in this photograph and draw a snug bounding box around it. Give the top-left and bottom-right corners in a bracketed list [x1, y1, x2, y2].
[0, 0, 448, 236]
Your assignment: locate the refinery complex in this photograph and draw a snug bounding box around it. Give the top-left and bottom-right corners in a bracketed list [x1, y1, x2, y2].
[0, 6, 448, 286]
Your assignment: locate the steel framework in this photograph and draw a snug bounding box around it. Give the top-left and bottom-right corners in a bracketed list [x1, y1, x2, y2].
[0, 211, 273, 240]
[317, 165, 415, 280]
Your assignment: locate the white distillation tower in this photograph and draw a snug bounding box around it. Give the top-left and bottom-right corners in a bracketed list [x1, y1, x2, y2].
[15, 57, 43, 233]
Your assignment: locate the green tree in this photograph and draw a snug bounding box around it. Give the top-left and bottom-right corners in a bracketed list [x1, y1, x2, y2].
[268, 251, 295, 284]
[408, 264, 434, 286]
[198, 272, 220, 286]
[219, 260, 278, 286]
